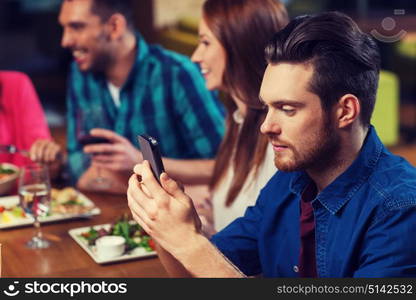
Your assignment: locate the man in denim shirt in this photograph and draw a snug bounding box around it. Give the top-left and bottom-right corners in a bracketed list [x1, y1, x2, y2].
[127, 12, 416, 277]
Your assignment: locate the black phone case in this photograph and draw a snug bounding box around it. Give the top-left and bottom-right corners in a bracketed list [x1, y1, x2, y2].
[138, 134, 165, 182]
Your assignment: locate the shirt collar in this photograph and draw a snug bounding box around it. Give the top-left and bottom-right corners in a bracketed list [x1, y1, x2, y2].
[289, 126, 384, 215]
[134, 32, 149, 64]
[91, 32, 148, 91]
[122, 32, 149, 90]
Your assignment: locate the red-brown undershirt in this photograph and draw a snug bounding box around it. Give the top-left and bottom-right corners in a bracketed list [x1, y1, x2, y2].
[299, 183, 318, 277]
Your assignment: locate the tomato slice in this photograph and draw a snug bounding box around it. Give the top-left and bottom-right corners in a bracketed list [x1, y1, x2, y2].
[148, 238, 156, 251]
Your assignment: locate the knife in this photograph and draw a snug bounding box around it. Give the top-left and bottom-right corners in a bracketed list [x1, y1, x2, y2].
[0, 144, 29, 156]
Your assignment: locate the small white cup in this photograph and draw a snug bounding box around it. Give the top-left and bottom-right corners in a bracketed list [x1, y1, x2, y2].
[95, 236, 125, 259]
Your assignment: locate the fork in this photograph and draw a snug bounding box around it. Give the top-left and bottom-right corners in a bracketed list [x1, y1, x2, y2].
[0, 144, 29, 156]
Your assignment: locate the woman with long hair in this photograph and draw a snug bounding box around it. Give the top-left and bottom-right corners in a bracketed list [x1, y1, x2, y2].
[191, 0, 288, 233]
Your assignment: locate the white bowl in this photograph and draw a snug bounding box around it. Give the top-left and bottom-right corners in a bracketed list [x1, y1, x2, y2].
[0, 163, 19, 195]
[95, 236, 126, 259]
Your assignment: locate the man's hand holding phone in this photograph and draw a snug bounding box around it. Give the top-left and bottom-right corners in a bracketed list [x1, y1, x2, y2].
[83, 128, 143, 172]
[137, 134, 165, 183]
[127, 160, 202, 255]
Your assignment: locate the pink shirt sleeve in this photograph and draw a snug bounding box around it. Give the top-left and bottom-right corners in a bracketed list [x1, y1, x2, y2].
[0, 71, 51, 166]
[16, 72, 52, 147]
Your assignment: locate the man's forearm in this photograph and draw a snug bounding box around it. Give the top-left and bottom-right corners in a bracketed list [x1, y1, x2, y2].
[166, 234, 245, 278]
[162, 158, 214, 185]
[156, 244, 193, 277]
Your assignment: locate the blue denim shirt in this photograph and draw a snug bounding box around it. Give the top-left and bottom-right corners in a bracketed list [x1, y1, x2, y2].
[211, 126, 416, 277]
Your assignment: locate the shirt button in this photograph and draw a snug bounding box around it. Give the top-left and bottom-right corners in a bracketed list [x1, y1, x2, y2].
[293, 265, 299, 273]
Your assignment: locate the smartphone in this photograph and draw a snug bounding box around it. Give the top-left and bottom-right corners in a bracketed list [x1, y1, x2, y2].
[79, 135, 110, 146]
[138, 134, 165, 183]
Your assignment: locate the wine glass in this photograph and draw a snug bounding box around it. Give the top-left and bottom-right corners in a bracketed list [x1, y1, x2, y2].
[76, 107, 112, 190]
[18, 164, 51, 249]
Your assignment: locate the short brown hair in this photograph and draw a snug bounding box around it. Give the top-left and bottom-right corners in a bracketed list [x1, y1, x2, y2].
[90, 0, 135, 30]
[265, 12, 381, 126]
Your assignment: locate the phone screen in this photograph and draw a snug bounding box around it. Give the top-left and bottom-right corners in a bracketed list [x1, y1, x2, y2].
[138, 134, 165, 183]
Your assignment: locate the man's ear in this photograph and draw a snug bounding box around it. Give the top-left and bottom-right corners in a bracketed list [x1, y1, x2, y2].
[107, 13, 128, 40]
[335, 94, 361, 128]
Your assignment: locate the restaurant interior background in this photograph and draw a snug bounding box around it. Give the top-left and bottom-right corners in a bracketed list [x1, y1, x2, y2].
[0, 0, 415, 164]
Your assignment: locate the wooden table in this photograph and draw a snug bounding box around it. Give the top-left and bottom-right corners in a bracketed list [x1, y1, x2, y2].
[0, 191, 168, 277]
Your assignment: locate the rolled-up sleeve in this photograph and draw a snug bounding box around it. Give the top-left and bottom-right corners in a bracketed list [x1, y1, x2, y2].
[210, 189, 268, 276]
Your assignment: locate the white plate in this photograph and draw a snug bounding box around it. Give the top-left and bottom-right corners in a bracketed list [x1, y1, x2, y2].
[0, 193, 101, 229]
[68, 223, 156, 264]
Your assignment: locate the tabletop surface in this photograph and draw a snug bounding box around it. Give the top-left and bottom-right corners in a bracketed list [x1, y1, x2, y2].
[0, 190, 168, 278]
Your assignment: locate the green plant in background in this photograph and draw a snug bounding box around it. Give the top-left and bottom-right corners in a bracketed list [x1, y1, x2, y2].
[285, 0, 330, 16]
[393, 36, 416, 99]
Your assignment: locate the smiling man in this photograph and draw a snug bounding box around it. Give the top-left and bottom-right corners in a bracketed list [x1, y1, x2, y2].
[127, 12, 416, 277]
[58, 0, 224, 192]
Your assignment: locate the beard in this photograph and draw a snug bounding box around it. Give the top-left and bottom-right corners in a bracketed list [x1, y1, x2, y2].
[89, 50, 113, 74]
[89, 32, 114, 74]
[272, 116, 341, 173]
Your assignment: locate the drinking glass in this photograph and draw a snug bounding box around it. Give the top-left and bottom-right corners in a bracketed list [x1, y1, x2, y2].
[76, 107, 112, 190]
[18, 164, 51, 249]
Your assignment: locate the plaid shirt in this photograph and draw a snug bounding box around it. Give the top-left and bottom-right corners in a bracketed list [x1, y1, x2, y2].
[66, 33, 225, 182]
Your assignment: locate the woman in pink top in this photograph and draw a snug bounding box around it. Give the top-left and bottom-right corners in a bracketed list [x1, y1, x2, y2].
[0, 71, 62, 167]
